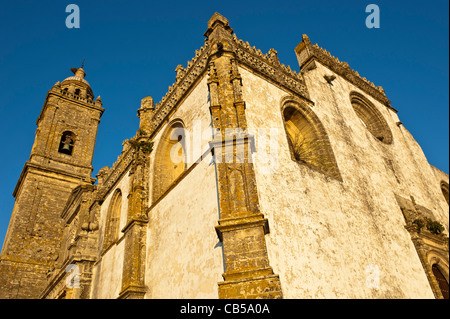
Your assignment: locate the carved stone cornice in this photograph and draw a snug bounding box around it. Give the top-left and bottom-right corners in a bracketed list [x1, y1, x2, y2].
[231, 33, 310, 101]
[148, 43, 211, 137]
[96, 125, 153, 208]
[146, 21, 316, 139]
[295, 35, 394, 110]
[37, 88, 104, 126]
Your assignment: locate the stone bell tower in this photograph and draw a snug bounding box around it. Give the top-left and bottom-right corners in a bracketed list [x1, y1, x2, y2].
[0, 67, 104, 298]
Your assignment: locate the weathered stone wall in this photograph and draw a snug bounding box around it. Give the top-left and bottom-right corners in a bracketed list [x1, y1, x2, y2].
[1, 171, 76, 264]
[145, 152, 223, 298]
[241, 62, 447, 298]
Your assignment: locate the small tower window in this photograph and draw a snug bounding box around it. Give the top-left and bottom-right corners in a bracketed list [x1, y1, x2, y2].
[74, 88, 81, 96]
[58, 131, 75, 155]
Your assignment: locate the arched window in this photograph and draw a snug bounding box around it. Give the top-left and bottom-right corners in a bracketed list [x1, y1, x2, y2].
[102, 189, 122, 252]
[58, 131, 75, 155]
[350, 92, 393, 144]
[152, 121, 187, 201]
[441, 181, 449, 205]
[282, 97, 341, 180]
[432, 264, 449, 299]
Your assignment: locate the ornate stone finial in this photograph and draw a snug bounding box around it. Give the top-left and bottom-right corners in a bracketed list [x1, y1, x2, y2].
[75, 68, 86, 79]
[229, 58, 241, 81]
[94, 95, 102, 107]
[122, 139, 132, 153]
[96, 166, 109, 186]
[70, 67, 86, 79]
[51, 81, 61, 92]
[204, 12, 233, 38]
[140, 96, 155, 109]
[302, 34, 311, 45]
[175, 65, 186, 82]
[268, 48, 279, 64]
[207, 12, 230, 29]
[138, 96, 155, 132]
[207, 61, 219, 84]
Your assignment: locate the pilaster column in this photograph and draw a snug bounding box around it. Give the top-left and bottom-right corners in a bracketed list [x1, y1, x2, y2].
[118, 138, 151, 299]
[205, 12, 282, 299]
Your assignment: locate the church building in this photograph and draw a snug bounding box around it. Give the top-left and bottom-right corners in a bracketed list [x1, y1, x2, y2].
[0, 13, 448, 299]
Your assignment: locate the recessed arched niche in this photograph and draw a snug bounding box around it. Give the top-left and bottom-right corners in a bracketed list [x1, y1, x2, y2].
[281, 96, 342, 181]
[102, 189, 122, 252]
[152, 120, 187, 201]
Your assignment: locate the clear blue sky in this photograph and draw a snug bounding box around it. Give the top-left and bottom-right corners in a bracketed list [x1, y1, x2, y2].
[0, 0, 448, 248]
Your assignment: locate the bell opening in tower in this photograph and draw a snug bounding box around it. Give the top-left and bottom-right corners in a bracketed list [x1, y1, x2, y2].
[58, 131, 75, 155]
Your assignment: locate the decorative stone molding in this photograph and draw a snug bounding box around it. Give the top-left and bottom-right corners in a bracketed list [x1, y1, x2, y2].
[231, 33, 310, 101]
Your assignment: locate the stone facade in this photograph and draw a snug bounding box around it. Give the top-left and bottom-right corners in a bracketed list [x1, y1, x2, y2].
[0, 13, 448, 299]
